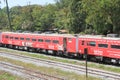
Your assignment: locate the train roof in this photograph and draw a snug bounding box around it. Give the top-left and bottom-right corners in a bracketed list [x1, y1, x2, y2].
[78, 35, 120, 40]
[2, 32, 76, 38]
[2, 32, 120, 40]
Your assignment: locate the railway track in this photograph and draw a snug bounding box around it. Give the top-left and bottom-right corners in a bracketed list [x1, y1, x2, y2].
[0, 52, 120, 80]
[0, 62, 64, 80]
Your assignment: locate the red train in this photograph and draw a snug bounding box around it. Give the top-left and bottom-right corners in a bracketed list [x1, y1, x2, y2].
[0, 32, 120, 64]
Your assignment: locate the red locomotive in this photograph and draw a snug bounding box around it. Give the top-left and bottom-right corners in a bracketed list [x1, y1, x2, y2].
[0, 32, 120, 64]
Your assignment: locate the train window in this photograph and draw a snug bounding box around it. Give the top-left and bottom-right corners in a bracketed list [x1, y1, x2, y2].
[15, 37, 19, 40]
[26, 38, 30, 41]
[38, 39, 43, 42]
[45, 40, 51, 43]
[53, 40, 59, 44]
[10, 37, 13, 39]
[82, 41, 84, 45]
[5, 35, 9, 38]
[98, 44, 108, 48]
[68, 38, 72, 42]
[89, 41, 96, 46]
[32, 39, 36, 41]
[20, 38, 24, 40]
[111, 45, 120, 49]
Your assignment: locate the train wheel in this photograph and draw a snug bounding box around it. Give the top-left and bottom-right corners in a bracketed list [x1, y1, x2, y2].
[77, 53, 83, 59]
[52, 51, 57, 56]
[56, 51, 63, 56]
[0, 43, 2, 47]
[8, 44, 13, 49]
[14, 46, 19, 50]
[27, 47, 35, 52]
[68, 53, 74, 58]
[103, 57, 111, 64]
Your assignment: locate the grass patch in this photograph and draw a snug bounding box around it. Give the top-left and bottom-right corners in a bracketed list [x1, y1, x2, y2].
[0, 47, 120, 73]
[0, 56, 101, 80]
[0, 70, 24, 80]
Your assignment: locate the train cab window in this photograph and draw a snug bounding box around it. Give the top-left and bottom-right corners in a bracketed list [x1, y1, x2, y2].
[20, 38, 24, 40]
[10, 37, 13, 39]
[111, 45, 120, 49]
[45, 40, 51, 43]
[53, 40, 59, 44]
[15, 37, 19, 40]
[82, 41, 84, 45]
[38, 39, 43, 42]
[26, 38, 30, 41]
[32, 39, 36, 41]
[89, 41, 96, 46]
[5, 35, 9, 38]
[98, 44, 108, 48]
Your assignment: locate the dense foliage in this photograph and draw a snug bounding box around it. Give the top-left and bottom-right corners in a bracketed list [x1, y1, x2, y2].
[0, 0, 120, 34]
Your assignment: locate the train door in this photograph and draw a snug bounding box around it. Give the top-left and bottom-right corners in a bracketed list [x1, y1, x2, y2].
[63, 37, 67, 51]
[76, 36, 79, 53]
[79, 40, 87, 54]
[87, 41, 97, 55]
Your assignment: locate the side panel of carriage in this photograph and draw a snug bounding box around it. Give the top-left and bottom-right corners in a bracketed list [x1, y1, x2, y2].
[106, 40, 120, 59]
[1, 32, 11, 45]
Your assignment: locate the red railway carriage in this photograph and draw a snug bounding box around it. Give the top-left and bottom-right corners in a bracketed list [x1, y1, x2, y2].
[1, 32, 65, 53]
[78, 36, 120, 64]
[1, 32, 78, 56]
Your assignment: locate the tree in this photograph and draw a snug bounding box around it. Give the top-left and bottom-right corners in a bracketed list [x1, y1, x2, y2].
[0, 8, 8, 30]
[82, 0, 120, 34]
[39, 4, 56, 30]
[54, 8, 69, 30]
[10, 6, 23, 30]
[69, 0, 86, 33]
